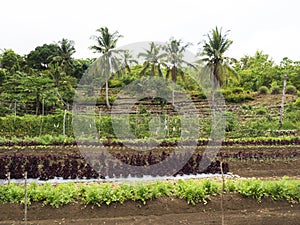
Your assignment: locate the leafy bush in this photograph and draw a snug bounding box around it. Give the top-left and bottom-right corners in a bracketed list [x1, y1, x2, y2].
[214, 89, 232, 98]
[256, 107, 267, 115]
[223, 111, 238, 132]
[109, 79, 125, 88]
[285, 85, 297, 95]
[225, 93, 254, 103]
[231, 87, 244, 94]
[294, 98, 300, 108]
[271, 85, 280, 94]
[258, 86, 269, 94]
[241, 104, 253, 110]
[0, 113, 73, 138]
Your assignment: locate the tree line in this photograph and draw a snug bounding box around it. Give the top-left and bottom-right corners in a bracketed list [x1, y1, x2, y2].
[0, 26, 299, 114]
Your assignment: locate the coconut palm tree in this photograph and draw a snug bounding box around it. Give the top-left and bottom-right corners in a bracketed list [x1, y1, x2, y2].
[89, 27, 123, 108]
[138, 42, 167, 77]
[199, 26, 238, 110]
[53, 38, 76, 75]
[117, 50, 138, 77]
[163, 38, 195, 105]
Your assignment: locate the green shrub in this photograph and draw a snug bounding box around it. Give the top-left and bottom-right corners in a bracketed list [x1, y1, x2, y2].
[285, 85, 297, 95]
[231, 87, 244, 94]
[0, 113, 73, 138]
[258, 86, 269, 94]
[121, 75, 135, 85]
[225, 93, 254, 103]
[241, 104, 253, 110]
[223, 111, 238, 132]
[271, 85, 280, 94]
[256, 107, 267, 115]
[109, 79, 124, 88]
[215, 89, 231, 98]
[294, 98, 300, 108]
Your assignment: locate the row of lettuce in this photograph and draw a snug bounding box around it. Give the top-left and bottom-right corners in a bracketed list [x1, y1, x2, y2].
[0, 152, 228, 180]
[0, 178, 299, 207]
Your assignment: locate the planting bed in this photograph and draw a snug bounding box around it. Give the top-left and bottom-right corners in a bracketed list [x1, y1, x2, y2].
[0, 194, 299, 225]
[0, 140, 299, 224]
[0, 140, 299, 179]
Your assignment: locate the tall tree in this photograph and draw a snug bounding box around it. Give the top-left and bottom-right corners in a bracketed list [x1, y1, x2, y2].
[138, 42, 167, 77]
[276, 57, 300, 90]
[235, 51, 274, 91]
[117, 50, 138, 77]
[46, 63, 76, 110]
[53, 38, 76, 75]
[26, 44, 59, 70]
[199, 27, 237, 110]
[0, 49, 24, 73]
[89, 27, 123, 108]
[163, 38, 195, 105]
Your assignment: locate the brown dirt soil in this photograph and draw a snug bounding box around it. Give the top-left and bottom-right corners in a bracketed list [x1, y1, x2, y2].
[225, 158, 300, 178]
[0, 194, 299, 225]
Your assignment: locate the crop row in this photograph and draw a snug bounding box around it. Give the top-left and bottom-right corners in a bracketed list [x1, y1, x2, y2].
[0, 152, 229, 180]
[0, 179, 299, 207]
[0, 137, 299, 147]
[218, 150, 300, 160]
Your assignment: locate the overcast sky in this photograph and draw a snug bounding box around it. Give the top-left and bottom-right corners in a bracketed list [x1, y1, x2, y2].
[1, 0, 300, 63]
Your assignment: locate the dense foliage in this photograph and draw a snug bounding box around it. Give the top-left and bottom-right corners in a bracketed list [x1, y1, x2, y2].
[0, 28, 299, 116]
[0, 26, 299, 141]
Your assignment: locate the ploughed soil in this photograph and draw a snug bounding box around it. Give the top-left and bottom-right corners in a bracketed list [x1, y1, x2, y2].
[0, 194, 299, 225]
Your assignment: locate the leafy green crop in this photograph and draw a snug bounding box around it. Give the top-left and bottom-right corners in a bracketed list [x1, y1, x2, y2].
[1, 178, 298, 207]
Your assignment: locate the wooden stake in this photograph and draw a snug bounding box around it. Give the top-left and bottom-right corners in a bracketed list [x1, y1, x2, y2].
[220, 162, 225, 225]
[279, 73, 287, 127]
[7, 172, 10, 185]
[63, 109, 67, 136]
[24, 171, 28, 225]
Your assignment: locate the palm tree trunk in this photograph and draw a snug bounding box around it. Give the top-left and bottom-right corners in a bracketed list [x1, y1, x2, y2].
[212, 63, 218, 116]
[279, 73, 287, 127]
[172, 82, 175, 106]
[106, 56, 112, 108]
[172, 66, 177, 106]
[211, 89, 215, 116]
[151, 64, 155, 76]
[105, 78, 110, 108]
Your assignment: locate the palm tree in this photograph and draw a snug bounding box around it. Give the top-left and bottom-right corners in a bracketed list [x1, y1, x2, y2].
[117, 50, 138, 77]
[163, 38, 195, 105]
[199, 26, 238, 111]
[53, 38, 76, 75]
[138, 42, 167, 77]
[89, 27, 123, 108]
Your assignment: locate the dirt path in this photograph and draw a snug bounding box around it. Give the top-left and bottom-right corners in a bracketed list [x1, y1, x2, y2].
[0, 194, 299, 225]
